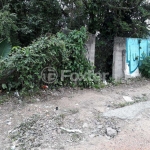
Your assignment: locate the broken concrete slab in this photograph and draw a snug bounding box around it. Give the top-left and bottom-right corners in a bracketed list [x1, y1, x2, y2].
[103, 101, 150, 120]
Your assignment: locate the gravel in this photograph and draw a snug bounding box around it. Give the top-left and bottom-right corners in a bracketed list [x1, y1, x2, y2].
[9, 109, 121, 150]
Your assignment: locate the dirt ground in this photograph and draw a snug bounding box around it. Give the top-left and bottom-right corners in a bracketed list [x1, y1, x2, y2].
[0, 78, 150, 150]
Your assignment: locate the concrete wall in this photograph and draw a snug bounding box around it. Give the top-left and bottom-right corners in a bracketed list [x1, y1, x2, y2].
[112, 37, 126, 80]
[85, 34, 96, 65]
[113, 37, 150, 80]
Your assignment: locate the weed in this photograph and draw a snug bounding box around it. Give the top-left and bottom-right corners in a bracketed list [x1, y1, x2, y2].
[70, 133, 82, 142]
[54, 114, 66, 126]
[69, 108, 79, 114]
[115, 95, 148, 108]
[108, 77, 121, 86]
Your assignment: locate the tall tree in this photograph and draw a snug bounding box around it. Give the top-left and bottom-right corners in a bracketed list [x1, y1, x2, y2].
[85, 0, 150, 37]
[6, 0, 62, 46]
[1, 0, 150, 46]
[59, 0, 87, 30]
[0, 7, 18, 42]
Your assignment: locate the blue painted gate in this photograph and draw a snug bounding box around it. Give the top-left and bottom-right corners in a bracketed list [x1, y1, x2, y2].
[126, 38, 150, 74]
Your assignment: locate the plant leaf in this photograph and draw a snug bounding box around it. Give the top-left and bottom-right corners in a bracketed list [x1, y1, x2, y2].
[0, 39, 11, 58]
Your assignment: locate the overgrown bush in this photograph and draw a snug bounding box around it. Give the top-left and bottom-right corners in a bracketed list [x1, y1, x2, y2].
[139, 56, 150, 78]
[0, 27, 102, 91]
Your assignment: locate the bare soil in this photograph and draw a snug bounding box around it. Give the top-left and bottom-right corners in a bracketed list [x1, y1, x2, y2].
[0, 78, 150, 150]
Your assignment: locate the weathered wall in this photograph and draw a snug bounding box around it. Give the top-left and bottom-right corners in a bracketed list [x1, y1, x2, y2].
[113, 37, 150, 80]
[86, 34, 95, 65]
[112, 37, 126, 80]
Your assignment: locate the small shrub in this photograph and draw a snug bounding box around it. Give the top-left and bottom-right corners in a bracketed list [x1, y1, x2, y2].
[139, 56, 150, 78]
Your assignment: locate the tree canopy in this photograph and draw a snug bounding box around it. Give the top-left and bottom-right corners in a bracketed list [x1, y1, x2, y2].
[0, 0, 150, 46]
[85, 0, 150, 37]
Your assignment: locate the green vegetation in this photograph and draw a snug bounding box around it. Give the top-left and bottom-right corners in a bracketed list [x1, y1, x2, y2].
[0, 0, 150, 92]
[139, 56, 150, 78]
[115, 95, 148, 108]
[0, 27, 101, 91]
[0, 39, 11, 58]
[1, 0, 150, 46]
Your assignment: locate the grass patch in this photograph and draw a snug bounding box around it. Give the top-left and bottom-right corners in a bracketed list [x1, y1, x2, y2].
[68, 108, 79, 114]
[0, 92, 11, 104]
[115, 95, 148, 108]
